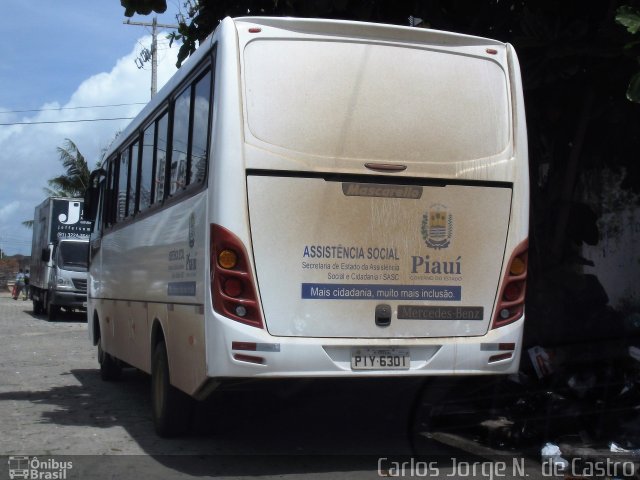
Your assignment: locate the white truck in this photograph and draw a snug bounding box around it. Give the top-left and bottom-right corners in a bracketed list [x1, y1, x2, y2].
[30, 197, 91, 320]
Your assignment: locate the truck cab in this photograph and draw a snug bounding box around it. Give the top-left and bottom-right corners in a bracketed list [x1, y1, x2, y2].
[45, 239, 89, 317]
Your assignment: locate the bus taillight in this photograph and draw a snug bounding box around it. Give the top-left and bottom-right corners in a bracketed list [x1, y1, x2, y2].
[210, 224, 263, 328]
[492, 240, 528, 329]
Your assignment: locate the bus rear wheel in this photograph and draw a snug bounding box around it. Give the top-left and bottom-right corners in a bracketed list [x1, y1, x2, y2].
[151, 340, 193, 437]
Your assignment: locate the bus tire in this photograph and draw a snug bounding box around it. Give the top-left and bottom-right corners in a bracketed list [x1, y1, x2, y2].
[98, 339, 122, 381]
[151, 340, 193, 437]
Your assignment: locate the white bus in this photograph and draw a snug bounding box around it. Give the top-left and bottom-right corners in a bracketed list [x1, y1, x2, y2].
[84, 16, 529, 436]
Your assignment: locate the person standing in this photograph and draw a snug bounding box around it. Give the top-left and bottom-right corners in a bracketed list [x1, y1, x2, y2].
[23, 269, 30, 300]
[13, 269, 25, 300]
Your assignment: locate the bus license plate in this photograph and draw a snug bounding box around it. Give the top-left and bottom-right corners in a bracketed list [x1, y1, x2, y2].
[351, 348, 410, 370]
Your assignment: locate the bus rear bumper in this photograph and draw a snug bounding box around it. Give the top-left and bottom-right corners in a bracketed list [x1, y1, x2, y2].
[206, 315, 524, 379]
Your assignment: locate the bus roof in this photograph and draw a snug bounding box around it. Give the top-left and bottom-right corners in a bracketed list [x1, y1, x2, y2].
[234, 16, 505, 49]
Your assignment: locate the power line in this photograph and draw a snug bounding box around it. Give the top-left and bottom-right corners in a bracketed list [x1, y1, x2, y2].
[0, 102, 147, 115]
[0, 117, 135, 126]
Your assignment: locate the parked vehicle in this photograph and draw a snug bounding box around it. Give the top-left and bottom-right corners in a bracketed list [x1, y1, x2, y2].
[83, 16, 529, 436]
[29, 197, 91, 320]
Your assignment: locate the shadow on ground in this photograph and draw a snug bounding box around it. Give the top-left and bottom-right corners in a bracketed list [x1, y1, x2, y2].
[0, 369, 427, 476]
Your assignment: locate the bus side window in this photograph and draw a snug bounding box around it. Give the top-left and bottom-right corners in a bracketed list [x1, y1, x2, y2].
[171, 87, 191, 195]
[128, 141, 139, 216]
[190, 69, 212, 185]
[140, 122, 155, 210]
[117, 149, 129, 221]
[104, 159, 117, 228]
[154, 112, 169, 204]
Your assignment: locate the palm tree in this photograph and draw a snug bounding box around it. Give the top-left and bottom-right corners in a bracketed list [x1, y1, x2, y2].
[45, 138, 91, 197]
[22, 138, 94, 229]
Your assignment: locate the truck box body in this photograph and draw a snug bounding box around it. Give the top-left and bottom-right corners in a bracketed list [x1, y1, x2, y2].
[30, 197, 91, 319]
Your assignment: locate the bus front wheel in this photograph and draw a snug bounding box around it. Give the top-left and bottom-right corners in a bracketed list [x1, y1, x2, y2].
[151, 340, 193, 437]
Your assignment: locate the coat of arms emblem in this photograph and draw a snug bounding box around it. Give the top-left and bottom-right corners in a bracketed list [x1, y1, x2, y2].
[421, 204, 453, 249]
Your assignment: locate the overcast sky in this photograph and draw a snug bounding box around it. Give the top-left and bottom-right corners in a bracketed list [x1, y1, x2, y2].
[0, 1, 183, 255]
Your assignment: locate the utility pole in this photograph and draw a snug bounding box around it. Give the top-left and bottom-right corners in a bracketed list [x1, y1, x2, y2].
[123, 16, 178, 98]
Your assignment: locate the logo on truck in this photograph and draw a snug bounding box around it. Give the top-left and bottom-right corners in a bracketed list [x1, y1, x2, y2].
[58, 201, 81, 225]
[421, 204, 453, 250]
[50, 200, 91, 242]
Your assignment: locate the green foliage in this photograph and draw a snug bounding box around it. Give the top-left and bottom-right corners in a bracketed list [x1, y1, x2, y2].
[616, 5, 640, 102]
[45, 139, 91, 198]
[121, 0, 166, 17]
[616, 5, 640, 34]
[628, 71, 640, 102]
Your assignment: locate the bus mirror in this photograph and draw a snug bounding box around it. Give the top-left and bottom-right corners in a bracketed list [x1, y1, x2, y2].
[83, 169, 106, 223]
[41, 248, 51, 262]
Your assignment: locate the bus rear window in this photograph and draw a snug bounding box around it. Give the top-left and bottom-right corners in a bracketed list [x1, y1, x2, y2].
[244, 39, 510, 163]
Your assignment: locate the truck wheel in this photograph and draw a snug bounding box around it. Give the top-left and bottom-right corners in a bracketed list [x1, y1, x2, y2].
[151, 340, 193, 437]
[32, 299, 43, 315]
[98, 339, 122, 381]
[46, 297, 59, 322]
